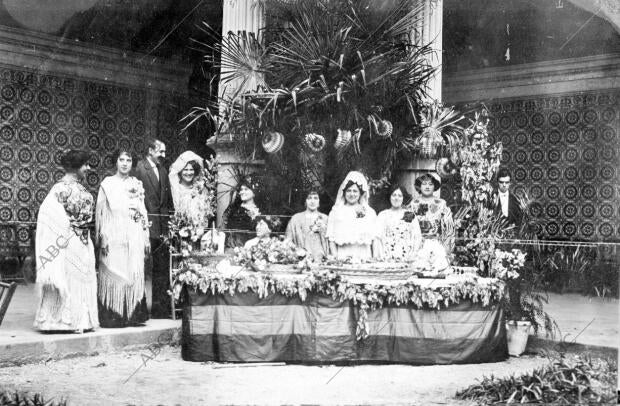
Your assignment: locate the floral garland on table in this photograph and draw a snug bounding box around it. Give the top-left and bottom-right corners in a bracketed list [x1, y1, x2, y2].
[232, 236, 309, 271]
[56, 181, 95, 245]
[172, 264, 505, 340]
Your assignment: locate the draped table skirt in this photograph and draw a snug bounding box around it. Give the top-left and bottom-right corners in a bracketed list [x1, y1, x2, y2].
[181, 290, 508, 364]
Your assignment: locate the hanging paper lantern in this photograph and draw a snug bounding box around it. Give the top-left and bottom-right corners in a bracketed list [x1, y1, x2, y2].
[304, 133, 326, 152]
[415, 127, 443, 158]
[435, 158, 458, 179]
[334, 128, 352, 150]
[262, 131, 284, 154]
[375, 119, 393, 138]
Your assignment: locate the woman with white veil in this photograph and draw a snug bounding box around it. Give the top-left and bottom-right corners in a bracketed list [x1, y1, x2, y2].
[326, 171, 378, 260]
[168, 151, 211, 234]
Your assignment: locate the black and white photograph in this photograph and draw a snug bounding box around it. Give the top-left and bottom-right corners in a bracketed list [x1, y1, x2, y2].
[0, 0, 618, 404]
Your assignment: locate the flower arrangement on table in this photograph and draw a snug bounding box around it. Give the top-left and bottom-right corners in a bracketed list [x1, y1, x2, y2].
[172, 264, 504, 340]
[168, 211, 210, 255]
[232, 236, 310, 272]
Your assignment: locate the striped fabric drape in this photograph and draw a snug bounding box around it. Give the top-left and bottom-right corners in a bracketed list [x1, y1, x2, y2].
[182, 291, 507, 364]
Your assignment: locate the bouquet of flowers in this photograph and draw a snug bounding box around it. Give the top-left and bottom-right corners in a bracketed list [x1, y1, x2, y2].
[355, 205, 366, 218]
[232, 236, 308, 271]
[168, 211, 207, 255]
[309, 216, 327, 234]
[125, 178, 149, 230]
[56, 183, 94, 244]
[491, 249, 526, 280]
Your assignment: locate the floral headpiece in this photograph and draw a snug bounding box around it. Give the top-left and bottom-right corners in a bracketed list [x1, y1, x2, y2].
[343, 180, 366, 195]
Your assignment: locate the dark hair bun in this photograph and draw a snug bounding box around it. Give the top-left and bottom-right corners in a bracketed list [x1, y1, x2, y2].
[60, 149, 90, 171]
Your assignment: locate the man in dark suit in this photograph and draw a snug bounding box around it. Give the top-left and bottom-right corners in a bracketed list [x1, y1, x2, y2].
[493, 168, 523, 229]
[133, 138, 173, 318]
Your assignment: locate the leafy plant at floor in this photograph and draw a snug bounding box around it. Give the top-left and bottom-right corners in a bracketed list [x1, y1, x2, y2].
[0, 390, 67, 406]
[186, 0, 458, 206]
[538, 245, 619, 298]
[490, 248, 554, 335]
[455, 353, 618, 404]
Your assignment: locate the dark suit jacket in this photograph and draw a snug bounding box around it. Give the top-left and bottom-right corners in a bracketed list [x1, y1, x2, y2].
[133, 159, 172, 240]
[493, 192, 523, 228]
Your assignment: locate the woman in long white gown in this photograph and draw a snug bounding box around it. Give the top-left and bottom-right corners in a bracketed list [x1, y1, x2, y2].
[34, 150, 99, 332]
[326, 171, 378, 260]
[96, 150, 150, 327]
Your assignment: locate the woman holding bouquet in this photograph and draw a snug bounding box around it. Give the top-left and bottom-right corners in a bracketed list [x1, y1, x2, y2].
[326, 171, 378, 260]
[223, 175, 264, 248]
[410, 173, 455, 270]
[96, 149, 150, 327]
[376, 186, 422, 261]
[285, 190, 328, 260]
[34, 149, 99, 332]
[168, 151, 214, 240]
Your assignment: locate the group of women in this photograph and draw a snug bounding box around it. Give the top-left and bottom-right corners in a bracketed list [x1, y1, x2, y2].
[35, 149, 149, 332]
[35, 148, 452, 333]
[224, 170, 455, 265]
[35, 149, 210, 333]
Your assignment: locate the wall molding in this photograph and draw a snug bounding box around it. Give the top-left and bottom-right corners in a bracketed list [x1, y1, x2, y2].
[0, 25, 192, 94]
[443, 53, 620, 103]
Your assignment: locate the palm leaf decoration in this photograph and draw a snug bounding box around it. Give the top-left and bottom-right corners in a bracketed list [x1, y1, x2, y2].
[188, 0, 457, 207]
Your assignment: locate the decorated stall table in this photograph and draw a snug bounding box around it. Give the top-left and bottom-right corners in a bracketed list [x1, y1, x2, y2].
[174, 258, 508, 365]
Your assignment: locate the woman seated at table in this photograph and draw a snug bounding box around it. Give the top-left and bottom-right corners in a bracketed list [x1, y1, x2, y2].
[410, 173, 454, 270]
[223, 175, 264, 248]
[285, 189, 328, 260]
[244, 215, 280, 250]
[376, 185, 422, 261]
[326, 171, 378, 260]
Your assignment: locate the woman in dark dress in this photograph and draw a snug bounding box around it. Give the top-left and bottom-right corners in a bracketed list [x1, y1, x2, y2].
[223, 175, 264, 248]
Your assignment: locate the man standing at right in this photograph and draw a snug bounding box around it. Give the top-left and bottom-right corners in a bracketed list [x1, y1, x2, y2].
[493, 168, 523, 229]
[133, 138, 173, 318]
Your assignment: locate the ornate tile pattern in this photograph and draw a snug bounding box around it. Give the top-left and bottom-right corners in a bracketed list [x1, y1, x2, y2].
[442, 90, 619, 242]
[0, 67, 189, 253]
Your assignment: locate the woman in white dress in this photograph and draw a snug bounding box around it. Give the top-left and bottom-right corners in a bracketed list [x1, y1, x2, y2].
[96, 150, 150, 327]
[168, 151, 212, 239]
[34, 150, 99, 333]
[326, 171, 378, 260]
[376, 185, 422, 261]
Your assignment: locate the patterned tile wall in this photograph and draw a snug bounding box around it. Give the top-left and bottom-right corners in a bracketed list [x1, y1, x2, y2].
[0, 66, 189, 253]
[443, 90, 619, 242]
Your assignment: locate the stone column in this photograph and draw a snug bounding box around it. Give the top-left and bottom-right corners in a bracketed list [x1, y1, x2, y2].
[401, 0, 444, 197]
[212, 0, 266, 226]
[411, 0, 443, 102]
[219, 0, 266, 102]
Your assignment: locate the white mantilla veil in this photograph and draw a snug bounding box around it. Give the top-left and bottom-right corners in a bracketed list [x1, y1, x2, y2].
[327, 170, 376, 245]
[334, 171, 370, 207]
[168, 151, 204, 209]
